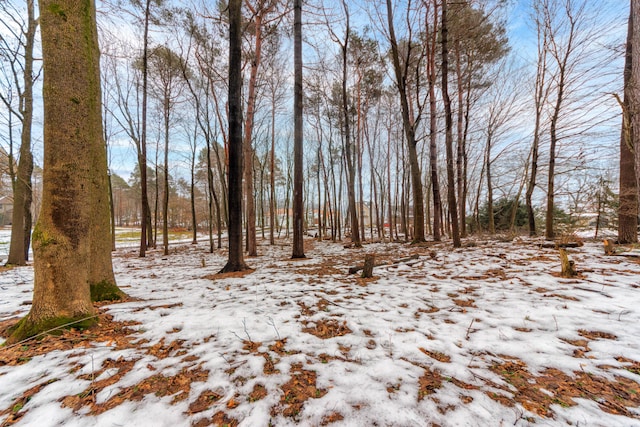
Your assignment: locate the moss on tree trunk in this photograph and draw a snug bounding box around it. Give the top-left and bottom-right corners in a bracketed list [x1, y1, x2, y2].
[10, 0, 124, 342]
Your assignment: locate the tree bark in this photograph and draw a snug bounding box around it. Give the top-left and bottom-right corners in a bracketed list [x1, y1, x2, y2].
[292, 0, 305, 258]
[426, 0, 441, 241]
[339, 1, 361, 248]
[486, 133, 495, 234]
[385, 0, 426, 243]
[7, 0, 36, 266]
[619, 7, 638, 244]
[270, 95, 277, 245]
[527, 5, 549, 238]
[455, 41, 466, 237]
[634, 0, 640, 204]
[441, 0, 461, 248]
[162, 96, 170, 256]
[139, 0, 151, 256]
[11, 0, 117, 341]
[362, 254, 375, 278]
[190, 133, 197, 245]
[243, 13, 264, 258]
[545, 2, 576, 241]
[559, 249, 576, 278]
[221, 0, 249, 272]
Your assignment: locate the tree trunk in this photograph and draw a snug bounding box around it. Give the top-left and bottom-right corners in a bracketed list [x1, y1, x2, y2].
[426, 0, 441, 241]
[221, 0, 249, 272]
[270, 97, 277, 245]
[545, 2, 576, 241]
[292, 0, 305, 258]
[619, 7, 638, 244]
[7, 0, 36, 266]
[385, 0, 425, 243]
[362, 254, 375, 278]
[190, 135, 197, 245]
[486, 133, 495, 234]
[162, 98, 170, 256]
[455, 41, 466, 237]
[243, 14, 264, 258]
[356, 74, 366, 242]
[139, 0, 151, 257]
[11, 0, 117, 342]
[559, 249, 576, 278]
[633, 0, 640, 210]
[527, 8, 549, 238]
[109, 171, 116, 251]
[441, 0, 461, 248]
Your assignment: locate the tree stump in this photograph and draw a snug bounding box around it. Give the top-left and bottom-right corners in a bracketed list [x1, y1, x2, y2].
[362, 254, 376, 278]
[603, 239, 615, 256]
[559, 249, 576, 278]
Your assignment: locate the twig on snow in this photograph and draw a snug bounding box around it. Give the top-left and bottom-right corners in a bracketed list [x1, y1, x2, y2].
[465, 319, 475, 340]
[267, 317, 281, 340]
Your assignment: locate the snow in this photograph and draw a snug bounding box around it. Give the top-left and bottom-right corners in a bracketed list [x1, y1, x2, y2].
[1, 236, 640, 426]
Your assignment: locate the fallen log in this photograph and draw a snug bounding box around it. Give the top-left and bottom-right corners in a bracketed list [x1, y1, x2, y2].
[541, 242, 583, 249]
[349, 254, 419, 274]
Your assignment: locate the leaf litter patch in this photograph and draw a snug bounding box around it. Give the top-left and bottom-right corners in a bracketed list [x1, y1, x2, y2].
[302, 318, 352, 339]
[487, 355, 640, 418]
[271, 362, 327, 419]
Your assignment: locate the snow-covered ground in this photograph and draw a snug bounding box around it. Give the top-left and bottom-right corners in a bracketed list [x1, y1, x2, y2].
[1, 237, 639, 426]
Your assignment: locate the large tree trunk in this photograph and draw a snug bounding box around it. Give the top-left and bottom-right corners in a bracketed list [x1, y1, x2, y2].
[619, 7, 638, 244]
[292, 0, 305, 258]
[11, 0, 119, 342]
[630, 0, 640, 237]
[221, 0, 248, 272]
[7, 0, 36, 266]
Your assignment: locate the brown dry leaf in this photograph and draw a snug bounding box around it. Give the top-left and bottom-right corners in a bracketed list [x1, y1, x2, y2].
[418, 368, 443, 400]
[578, 330, 617, 340]
[302, 319, 352, 339]
[188, 390, 223, 414]
[226, 397, 239, 409]
[419, 348, 451, 363]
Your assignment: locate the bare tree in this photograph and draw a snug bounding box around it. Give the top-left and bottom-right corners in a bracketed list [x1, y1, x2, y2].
[441, 0, 461, 247]
[424, 0, 442, 241]
[526, 1, 551, 237]
[147, 45, 186, 255]
[619, 4, 638, 244]
[385, 0, 426, 243]
[0, 0, 38, 265]
[221, 0, 249, 272]
[292, 0, 305, 258]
